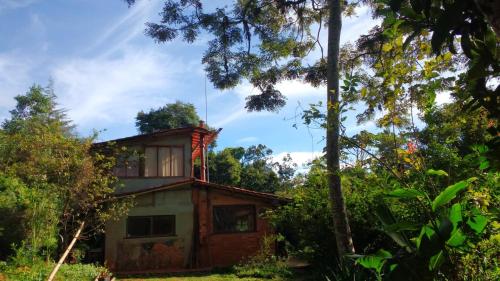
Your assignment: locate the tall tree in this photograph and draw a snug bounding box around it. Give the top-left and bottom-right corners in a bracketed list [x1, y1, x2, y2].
[136, 101, 201, 133]
[0, 85, 129, 262]
[127, 0, 355, 256]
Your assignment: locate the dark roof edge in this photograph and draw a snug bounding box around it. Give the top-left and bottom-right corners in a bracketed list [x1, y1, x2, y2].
[114, 178, 290, 203]
[193, 179, 290, 203]
[93, 126, 213, 146]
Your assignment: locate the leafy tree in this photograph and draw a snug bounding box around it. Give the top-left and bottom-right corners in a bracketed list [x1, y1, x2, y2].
[365, 0, 499, 164]
[127, 0, 355, 256]
[136, 101, 201, 133]
[208, 148, 243, 185]
[0, 85, 129, 263]
[207, 144, 291, 193]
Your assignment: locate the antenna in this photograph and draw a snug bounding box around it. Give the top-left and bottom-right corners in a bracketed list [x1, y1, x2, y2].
[204, 74, 210, 182]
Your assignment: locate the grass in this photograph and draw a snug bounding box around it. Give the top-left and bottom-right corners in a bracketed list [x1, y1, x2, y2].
[118, 273, 289, 281]
[117, 271, 307, 281]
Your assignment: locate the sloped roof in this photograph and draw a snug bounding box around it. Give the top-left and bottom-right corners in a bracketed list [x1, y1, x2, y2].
[115, 178, 289, 203]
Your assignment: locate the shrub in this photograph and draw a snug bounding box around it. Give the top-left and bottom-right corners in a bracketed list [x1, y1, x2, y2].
[234, 235, 292, 279]
[0, 261, 108, 281]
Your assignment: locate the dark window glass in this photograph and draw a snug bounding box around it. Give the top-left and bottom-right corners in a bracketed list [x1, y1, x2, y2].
[213, 205, 256, 233]
[126, 217, 151, 237]
[152, 216, 175, 236]
[126, 215, 175, 238]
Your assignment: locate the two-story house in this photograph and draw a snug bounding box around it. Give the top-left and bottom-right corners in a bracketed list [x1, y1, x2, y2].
[100, 122, 284, 273]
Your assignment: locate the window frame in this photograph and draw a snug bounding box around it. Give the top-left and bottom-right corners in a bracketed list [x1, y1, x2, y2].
[125, 215, 176, 238]
[143, 145, 185, 178]
[113, 154, 140, 178]
[212, 204, 257, 234]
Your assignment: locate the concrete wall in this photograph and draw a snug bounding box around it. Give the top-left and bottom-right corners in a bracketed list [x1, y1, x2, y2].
[105, 187, 194, 271]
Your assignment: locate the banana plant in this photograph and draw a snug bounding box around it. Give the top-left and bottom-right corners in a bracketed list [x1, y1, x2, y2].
[355, 168, 492, 280]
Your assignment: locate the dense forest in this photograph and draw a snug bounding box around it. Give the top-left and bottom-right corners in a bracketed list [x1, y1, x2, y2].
[0, 0, 498, 280]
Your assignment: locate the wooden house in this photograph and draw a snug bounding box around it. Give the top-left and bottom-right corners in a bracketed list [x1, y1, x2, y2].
[100, 122, 284, 273]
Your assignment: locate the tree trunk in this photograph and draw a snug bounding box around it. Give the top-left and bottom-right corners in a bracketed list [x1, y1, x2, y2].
[326, 0, 355, 257]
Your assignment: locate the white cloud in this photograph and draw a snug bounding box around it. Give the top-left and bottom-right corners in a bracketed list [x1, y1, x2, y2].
[0, 53, 35, 119]
[51, 47, 187, 128]
[273, 151, 323, 171]
[236, 136, 259, 143]
[0, 0, 38, 11]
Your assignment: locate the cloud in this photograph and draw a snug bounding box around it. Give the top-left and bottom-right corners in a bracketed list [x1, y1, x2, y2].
[0, 0, 39, 11]
[0, 53, 35, 120]
[273, 151, 323, 171]
[85, 0, 158, 56]
[51, 47, 185, 129]
[236, 136, 259, 144]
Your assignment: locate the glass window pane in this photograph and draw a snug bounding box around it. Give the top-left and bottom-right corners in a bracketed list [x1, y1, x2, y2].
[171, 147, 183, 176]
[213, 205, 256, 233]
[152, 216, 175, 236]
[127, 217, 151, 237]
[126, 154, 139, 177]
[144, 147, 157, 177]
[158, 147, 171, 177]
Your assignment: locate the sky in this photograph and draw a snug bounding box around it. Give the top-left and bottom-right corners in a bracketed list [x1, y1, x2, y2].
[0, 0, 380, 168]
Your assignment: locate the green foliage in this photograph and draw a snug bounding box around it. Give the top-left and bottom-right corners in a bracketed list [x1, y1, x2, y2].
[356, 164, 499, 280]
[208, 144, 293, 193]
[234, 235, 291, 279]
[136, 101, 200, 133]
[0, 85, 129, 263]
[0, 259, 108, 281]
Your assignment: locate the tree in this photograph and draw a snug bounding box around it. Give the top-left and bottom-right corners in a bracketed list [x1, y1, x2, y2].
[127, 0, 355, 256]
[208, 144, 285, 193]
[136, 101, 201, 133]
[0, 85, 129, 263]
[365, 0, 499, 165]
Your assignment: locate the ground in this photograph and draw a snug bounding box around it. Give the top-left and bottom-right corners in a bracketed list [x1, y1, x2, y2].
[118, 273, 296, 281]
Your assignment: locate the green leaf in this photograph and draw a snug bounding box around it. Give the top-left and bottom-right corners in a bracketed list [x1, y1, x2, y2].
[356, 249, 392, 273]
[388, 189, 426, 199]
[385, 222, 420, 232]
[479, 160, 489, 170]
[467, 215, 488, 234]
[416, 225, 435, 249]
[426, 169, 448, 177]
[429, 250, 444, 271]
[432, 179, 475, 211]
[449, 203, 462, 229]
[447, 229, 466, 247]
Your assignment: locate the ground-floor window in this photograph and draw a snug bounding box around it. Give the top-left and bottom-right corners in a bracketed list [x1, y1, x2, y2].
[213, 205, 256, 233]
[126, 215, 175, 238]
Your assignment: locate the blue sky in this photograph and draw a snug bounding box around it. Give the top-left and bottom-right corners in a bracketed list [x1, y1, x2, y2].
[0, 0, 380, 167]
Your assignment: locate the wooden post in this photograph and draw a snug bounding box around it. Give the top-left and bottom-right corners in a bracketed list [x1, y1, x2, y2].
[47, 221, 85, 281]
[200, 134, 206, 182]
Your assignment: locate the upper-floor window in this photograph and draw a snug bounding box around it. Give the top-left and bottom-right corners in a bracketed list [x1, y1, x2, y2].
[113, 154, 139, 177]
[144, 146, 184, 177]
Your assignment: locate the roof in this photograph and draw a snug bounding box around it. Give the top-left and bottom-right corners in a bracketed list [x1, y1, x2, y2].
[93, 126, 214, 146]
[93, 125, 220, 163]
[115, 178, 289, 203]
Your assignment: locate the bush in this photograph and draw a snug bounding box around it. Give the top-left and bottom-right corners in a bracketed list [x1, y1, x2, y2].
[234, 235, 292, 279]
[0, 260, 108, 281]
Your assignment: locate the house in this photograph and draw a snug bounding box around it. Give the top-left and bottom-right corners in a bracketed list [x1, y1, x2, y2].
[99, 122, 285, 273]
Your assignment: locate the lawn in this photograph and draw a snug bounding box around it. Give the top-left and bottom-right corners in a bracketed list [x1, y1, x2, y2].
[118, 273, 292, 281]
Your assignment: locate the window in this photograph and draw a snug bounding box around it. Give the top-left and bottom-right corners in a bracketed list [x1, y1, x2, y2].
[213, 205, 256, 233]
[113, 154, 139, 177]
[144, 146, 184, 177]
[126, 215, 175, 238]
